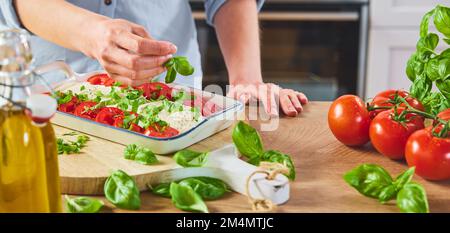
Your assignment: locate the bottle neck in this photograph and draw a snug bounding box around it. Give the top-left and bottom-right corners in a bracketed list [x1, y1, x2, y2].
[0, 72, 33, 109]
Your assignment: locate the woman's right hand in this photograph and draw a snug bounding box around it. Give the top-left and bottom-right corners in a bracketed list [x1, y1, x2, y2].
[83, 18, 177, 86]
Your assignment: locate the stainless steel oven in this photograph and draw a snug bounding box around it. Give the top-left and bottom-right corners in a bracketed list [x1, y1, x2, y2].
[190, 0, 369, 101]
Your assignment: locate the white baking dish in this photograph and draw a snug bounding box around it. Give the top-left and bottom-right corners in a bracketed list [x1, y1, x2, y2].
[37, 62, 244, 154]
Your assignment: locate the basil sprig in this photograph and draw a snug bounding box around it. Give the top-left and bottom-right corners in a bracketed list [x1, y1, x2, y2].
[57, 132, 90, 155]
[124, 144, 158, 165]
[104, 170, 141, 210]
[173, 149, 208, 167]
[232, 121, 296, 180]
[344, 165, 429, 213]
[164, 56, 194, 84]
[65, 195, 104, 213]
[406, 5, 450, 115]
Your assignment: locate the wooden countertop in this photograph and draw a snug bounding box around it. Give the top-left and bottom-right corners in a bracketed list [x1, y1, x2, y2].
[58, 102, 450, 213]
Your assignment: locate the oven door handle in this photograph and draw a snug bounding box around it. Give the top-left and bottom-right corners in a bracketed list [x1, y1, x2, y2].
[192, 11, 359, 22]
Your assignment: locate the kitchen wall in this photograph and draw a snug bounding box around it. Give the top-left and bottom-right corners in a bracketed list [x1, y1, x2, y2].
[366, 0, 449, 98]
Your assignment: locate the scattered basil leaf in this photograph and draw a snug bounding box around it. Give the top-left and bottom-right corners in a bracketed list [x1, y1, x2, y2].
[104, 170, 141, 210]
[124, 144, 158, 165]
[173, 149, 208, 167]
[170, 182, 208, 213]
[178, 177, 230, 200]
[397, 183, 429, 213]
[149, 182, 171, 198]
[393, 167, 415, 190]
[378, 185, 397, 203]
[65, 195, 104, 213]
[261, 150, 296, 180]
[232, 121, 264, 159]
[57, 133, 90, 155]
[343, 164, 393, 199]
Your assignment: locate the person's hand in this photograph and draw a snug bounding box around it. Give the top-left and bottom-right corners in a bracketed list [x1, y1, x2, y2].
[84, 18, 176, 86]
[227, 82, 308, 117]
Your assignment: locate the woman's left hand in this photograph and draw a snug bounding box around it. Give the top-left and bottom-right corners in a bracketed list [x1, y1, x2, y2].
[227, 82, 308, 117]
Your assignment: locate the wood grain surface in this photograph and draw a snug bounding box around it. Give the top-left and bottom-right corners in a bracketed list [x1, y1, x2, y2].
[57, 102, 450, 213]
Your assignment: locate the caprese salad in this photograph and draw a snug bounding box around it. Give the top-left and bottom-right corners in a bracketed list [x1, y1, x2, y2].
[53, 74, 221, 138]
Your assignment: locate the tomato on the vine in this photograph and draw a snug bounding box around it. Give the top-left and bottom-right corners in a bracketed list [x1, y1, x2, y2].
[369, 108, 425, 160]
[73, 101, 100, 120]
[94, 107, 124, 126]
[370, 90, 424, 118]
[328, 95, 371, 146]
[437, 109, 450, 121]
[405, 126, 450, 181]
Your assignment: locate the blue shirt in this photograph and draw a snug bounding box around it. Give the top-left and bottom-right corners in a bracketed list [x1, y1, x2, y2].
[0, 0, 264, 89]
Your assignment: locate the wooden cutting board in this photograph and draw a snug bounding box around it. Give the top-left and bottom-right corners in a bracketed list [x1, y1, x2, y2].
[54, 124, 232, 195]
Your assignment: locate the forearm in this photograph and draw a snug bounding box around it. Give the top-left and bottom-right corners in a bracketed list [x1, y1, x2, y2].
[214, 0, 263, 85]
[14, 0, 106, 55]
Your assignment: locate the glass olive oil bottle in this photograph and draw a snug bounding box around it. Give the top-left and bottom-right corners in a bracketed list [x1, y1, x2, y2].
[0, 29, 62, 212]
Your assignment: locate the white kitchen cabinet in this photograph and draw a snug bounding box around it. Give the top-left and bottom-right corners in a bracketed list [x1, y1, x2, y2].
[365, 0, 448, 98]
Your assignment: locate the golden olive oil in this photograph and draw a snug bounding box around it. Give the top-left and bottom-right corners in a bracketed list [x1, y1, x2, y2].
[0, 107, 62, 212]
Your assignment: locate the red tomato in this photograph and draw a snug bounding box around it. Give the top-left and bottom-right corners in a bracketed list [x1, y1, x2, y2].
[405, 127, 450, 180]
[437, 109, 450, 121]
[58, 96, 78, 113]
[370, 108, 425, 160]
[103, 78, 117, 87]
[73, 101, 100, 120]
[370, 90, 424, 118]
[87, 74, 110, 85]
[94, 107, 124, 125]
[143, 124, 179, 138]
[328, 95, 371, 146]
[135, 82, 172, 100]
[113, 115, 143, 133]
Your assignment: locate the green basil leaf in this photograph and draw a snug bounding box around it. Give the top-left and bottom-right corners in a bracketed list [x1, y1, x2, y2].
[173, 149, 208, 167]
[261, 150, 296, 180]
[421, 92, 450, 115]
[434, 5, 450, 38]
[393, 167, 415, 190]
[420, 9, 435, 38]
[170, 182, 209, 213]
[164, 58, 175, 68]
[378, 185, 397, 203]
[417, 33, 439, 55]
[436, 78, 450, 99]
[425, 57, 440, 81]
[149, 182, 171, 198]
[409, 76, 432, 102]
[104, 170, 141, 210]
[174, 57, 194, 76]
[232, 121, 264, 159]
[406, 53, 425, 82]
[124, 144, 158, 165]
[397, 183, 429, 213]
[64, 195, 104, 213]
[178, 177, 230, 200]
[164, 67, 177, 84]
[343, 164, 394, 199]
[438, 58, 450, 79]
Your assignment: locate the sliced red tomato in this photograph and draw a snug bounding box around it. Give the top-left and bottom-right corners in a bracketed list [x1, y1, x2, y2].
[73, 101, 100, 120]
[328, 95, 371, 146]
[143, 124, 179, 138]
[113, 115, 143, 133]
[370, 90, 424, 118]
[369, 108, 425, 160]
[94, 107, 124, 125]
[406, 126, 450, 181]
[87, 74, 110, 85]
[58, 96, 79, 113]
[135, 82, 172, 100]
